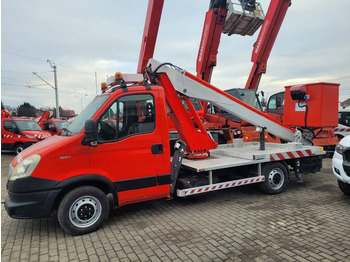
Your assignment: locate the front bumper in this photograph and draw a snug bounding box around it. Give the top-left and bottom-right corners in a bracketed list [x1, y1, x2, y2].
[332, 152, 350, 184]
[5, 188, 61, 219]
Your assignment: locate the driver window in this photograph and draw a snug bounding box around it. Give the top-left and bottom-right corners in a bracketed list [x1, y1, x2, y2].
[98, 102, 118, 142]
[97, 94, 155, 142]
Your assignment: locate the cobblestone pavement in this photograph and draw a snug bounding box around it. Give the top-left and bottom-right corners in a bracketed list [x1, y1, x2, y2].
[1, 153, 350, 262]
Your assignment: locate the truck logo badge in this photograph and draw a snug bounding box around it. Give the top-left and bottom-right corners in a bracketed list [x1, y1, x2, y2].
[60, 156, 71, 160]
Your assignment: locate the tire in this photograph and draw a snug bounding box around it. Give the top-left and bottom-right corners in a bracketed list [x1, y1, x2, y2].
[14, 144, 24, 155]
[58, 186, 110, 235]
[338, 180, 350, 195]
[258, 162, 289, 194]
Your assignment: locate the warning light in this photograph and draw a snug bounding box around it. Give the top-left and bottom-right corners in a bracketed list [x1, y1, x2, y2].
[101, 82, 108, 92]
[115, 72, 123, 81]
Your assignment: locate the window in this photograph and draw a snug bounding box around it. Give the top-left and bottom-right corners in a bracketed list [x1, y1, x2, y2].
[4, 121, 17, 133]
[339, 111, 350, 127]
[67, 94, 110, 136]
[267, 92, 284, 113]
[14, 120, 42, 131]
[97, 94, 155, 142]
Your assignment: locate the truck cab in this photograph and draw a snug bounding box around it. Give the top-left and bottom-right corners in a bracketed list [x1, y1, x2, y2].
[5, 83, 172, 235]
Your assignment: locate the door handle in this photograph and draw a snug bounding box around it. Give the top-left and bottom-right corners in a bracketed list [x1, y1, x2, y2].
[151, 144, 163, 154]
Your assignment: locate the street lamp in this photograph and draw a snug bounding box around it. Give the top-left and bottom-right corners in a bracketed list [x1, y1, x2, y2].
[75, 94, 88, 112]
[47, 60, 60, 118]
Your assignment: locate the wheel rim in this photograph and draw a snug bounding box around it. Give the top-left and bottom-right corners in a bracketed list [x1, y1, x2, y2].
[69, 196, 102, 228]
[268, 168, 284, 190]
[16, 146, 23, 154]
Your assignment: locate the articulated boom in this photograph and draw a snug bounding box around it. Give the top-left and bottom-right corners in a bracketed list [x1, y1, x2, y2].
[153, 68, 218, 159]
[148, 59, 301, 143]
[245, 0, 291, 90]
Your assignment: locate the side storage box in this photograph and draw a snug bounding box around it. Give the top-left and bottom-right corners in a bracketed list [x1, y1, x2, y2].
[283, 82, 339, 128]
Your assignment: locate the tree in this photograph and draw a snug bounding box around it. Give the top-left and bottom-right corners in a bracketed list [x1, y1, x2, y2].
[1, 101, 4, 110]
[16, 102, 37, 117]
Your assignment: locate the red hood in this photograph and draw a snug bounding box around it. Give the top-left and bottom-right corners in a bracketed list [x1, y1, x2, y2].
[11, 134, 84, 167]
[21, 130, 52, 140]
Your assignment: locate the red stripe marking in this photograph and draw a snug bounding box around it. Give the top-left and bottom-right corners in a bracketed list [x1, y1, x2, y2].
[190, 189, 195, 194]
[198, 188, 202, 193]
[250, 179, 254, 183]
[212, 186, 216, 190]
[306, 149, 312, 156]
[238, 181, 242, 185]
[219, 185, 223, 189]
[232, 182, 236, 186]
[225, 184, 230, 188]
[296, 151, 305, 157]
[270, 155, 276, 161]
[205, 187, 210, 191]
[244, 180, 249, 184]
[287, 152, 295, 159]
[276, 153, 285, 160]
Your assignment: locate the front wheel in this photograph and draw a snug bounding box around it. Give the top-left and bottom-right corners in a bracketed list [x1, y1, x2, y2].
[14, 144, 24, 155]
[58, 186, 110, 235]
[338, 180, 350, 195]
[258, 162, 289, 194]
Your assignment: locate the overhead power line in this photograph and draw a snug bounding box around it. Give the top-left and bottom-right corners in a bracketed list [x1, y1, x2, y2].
[2, 83, 94, 96]
[2, 51, 96, 77]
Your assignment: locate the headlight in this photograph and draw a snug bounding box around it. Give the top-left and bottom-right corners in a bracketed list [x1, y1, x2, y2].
[26, 135, 37, 139]
[9, 155, 41, 181]
[335, 144, 346, 155]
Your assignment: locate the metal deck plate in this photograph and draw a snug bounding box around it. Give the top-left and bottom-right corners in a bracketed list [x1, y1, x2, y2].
[181, 142, 324, 172]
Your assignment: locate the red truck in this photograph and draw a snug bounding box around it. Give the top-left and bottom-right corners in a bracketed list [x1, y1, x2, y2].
[5, 61, 326, 235]
[1, 110, 52, 154]
[34, 111, 69, 135]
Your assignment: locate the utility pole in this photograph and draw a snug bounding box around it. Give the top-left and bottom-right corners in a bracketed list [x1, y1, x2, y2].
[47, 60, 60, 118]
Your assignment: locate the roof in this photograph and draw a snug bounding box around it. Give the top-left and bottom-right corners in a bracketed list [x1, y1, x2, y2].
[60, 110, 76, 118]
[341, 98, 350, 107]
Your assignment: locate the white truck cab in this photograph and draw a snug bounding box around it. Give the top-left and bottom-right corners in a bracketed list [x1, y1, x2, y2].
[332, 135, 350, 194]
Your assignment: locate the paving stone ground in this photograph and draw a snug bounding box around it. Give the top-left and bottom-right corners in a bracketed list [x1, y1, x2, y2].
[1, 153, 350, 262]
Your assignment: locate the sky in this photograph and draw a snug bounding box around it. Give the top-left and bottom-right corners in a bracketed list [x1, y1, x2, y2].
[1, 0, 350, 114]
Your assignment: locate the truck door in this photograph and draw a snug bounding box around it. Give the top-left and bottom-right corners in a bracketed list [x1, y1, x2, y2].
[89, 92, 170, 206]
[1, 120, 19, 150]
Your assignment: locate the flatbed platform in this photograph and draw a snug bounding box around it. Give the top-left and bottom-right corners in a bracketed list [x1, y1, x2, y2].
[181, 141, 324, 172]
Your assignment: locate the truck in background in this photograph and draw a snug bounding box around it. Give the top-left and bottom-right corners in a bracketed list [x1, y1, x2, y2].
[334, 107, 350, 139]
[34, 111, 69, 136]
[1, 110, 51, 154]
[332, 135, 350, 195]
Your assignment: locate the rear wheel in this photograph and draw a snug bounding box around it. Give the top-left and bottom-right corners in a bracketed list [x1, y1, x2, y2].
[338, 180, 350, 195]
[258, 162, 289, 194]
[58, 186, 110, 235]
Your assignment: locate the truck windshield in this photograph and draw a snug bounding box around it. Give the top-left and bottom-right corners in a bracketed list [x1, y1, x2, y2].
[14, 120, 42, 131]
[53, 120, 70, 130]
[63, 95, 110, 136]
[225, 89, 262, 111]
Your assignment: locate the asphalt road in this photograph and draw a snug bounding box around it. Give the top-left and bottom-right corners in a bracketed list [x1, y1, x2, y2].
[1, 153, 350, 262]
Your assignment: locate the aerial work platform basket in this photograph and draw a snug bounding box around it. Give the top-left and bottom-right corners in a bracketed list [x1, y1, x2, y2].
[223, 0, 265, 36]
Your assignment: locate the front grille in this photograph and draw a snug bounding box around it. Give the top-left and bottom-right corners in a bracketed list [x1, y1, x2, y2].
[344, 148, 350, 162]
[343, 161, 350, 177]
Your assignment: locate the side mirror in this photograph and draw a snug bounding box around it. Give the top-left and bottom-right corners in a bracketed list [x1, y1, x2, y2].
[84, 119, 98, 146]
